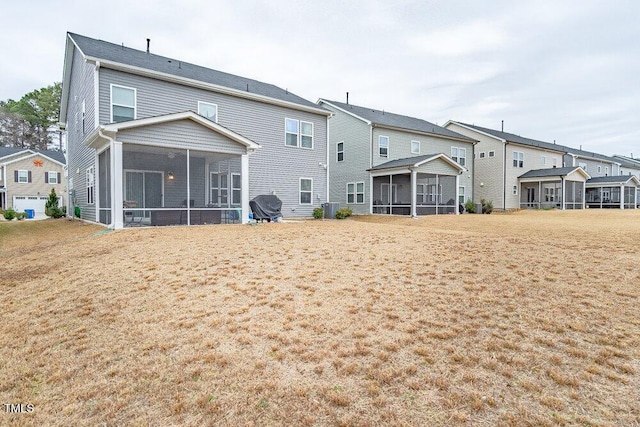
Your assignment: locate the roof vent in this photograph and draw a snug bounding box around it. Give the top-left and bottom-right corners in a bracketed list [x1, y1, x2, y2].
[146, 38, 150, 53]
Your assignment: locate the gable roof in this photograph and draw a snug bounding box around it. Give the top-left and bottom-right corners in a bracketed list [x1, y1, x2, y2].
[449, 122, 566, 153]
[586, 175, 640, 186]
[518, 166, 590, 180]
[368, 153, 465, 172]
[319, 99, 476, 143]
[0, 147, 66, 164]
[61, 33, 329, 123]
[612, 155, 640, 169]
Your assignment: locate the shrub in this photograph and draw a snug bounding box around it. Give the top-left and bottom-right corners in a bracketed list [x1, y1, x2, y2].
[3, 209, 16, 221]
[335, 207, 353, 219]
[464, 199, 476, 213]
[481, 199, 493, 214]
[74, 206, 81, 218]
[313, 207, 324, 219]
[16, 212, 28, 221]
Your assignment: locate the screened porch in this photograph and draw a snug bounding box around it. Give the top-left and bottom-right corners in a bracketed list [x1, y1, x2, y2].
[517, 167, 589, 210]
[372, 174, 459, 215]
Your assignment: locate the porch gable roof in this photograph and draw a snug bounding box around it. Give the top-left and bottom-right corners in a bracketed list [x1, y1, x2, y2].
[367, 153, 465, 173]
[519, 166, 590, 180]
[86, 111, 260, 152]
[586, 175, 640, 187]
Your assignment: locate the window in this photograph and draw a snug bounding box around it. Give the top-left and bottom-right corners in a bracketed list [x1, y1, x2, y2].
[552, 158, 557, 166]
[16, 170, 29, 183]
[411, 140, 420, 154]
[198, 102, 218, 122]
[299, 178, 312, 204]
[605, 166, 609, 176]
[513, 151, 524, 168]
[285, 119, 313, 148]
[110, 85, 136, 123]
[597, 165, 602, 173]
[459, 186, 465, 206]
[82, 100, 86, 133]
[301, 121, 313, 148]
[541, 155, 547, 165]
[451, 147, 466, 166]
[479, 152, 486, 159]
[488, 150, 495, 158]
[579, 162, 587, 171]
[210, 173, 228, 206]
[232, 174, 241, 205]
[47, 171, 58, 184]
[86, 167, 95, 204]
[379, 136, 389, 158]
[545, 186, 556, 202]
[346, 182, 365, 204]
[337, 142, 344, 162]
[513, 185, 518, 195]
[417, 184, 425, 204]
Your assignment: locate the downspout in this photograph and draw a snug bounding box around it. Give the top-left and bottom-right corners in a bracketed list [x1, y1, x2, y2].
[503, 142, 507, 210]
[369, 124, 374, 214]
[326, 114, 330, 204]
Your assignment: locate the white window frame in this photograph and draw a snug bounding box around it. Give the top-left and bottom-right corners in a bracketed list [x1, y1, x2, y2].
[597, 165, 602, 174]
[411, 140, 420, 154]
[451, 147, 466, 166]
[459, 186, 465, 205]
[579, 162, 587, 172]
[231, 173, 241, 206]
[285, 118, 299, 147]
[379, 136, 389, 158]
[513, 185, 518, 196]
[605, 166, 609, 176]
[416, 184, 425, 204]
[479, 152, 486, 159]
[488, 150, 495, 158]
[299, 178, 313, 205]
[48, 171, 58, 184]
[198, 101, 218, 122]
[86, 166, 95, 205]
[17, 170, 28, 183]
[346, 181, 365, 204]
[300, 121, 314, 149]
[541, 155, 547, 166]
[337, 142, 344, 162]
[513, 151, 524, 168]
[110, 84, 137, 123]
[552, 158, 557, 166]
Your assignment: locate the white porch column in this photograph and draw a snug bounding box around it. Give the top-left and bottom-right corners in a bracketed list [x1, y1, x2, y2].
[241, 154, 249, 224]
[635, 186, 638, 209]
[369, 174, 374, 214]
[112, 141, 124, 229]
[620, 184, 625, 209]
[435, 174, 439, 215]
[94, 150, 100, 223]
[561, 178, 566, 210]
[455, 174, 460, 215]
[583, 181, 586, 209]
[410, 169, 417, 218]
[539, 181, 542, 209]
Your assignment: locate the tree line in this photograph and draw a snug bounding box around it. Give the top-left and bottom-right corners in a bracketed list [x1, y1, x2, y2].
[0, 83, 62, 151]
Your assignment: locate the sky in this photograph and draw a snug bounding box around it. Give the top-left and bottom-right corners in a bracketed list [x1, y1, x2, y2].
[1, 0, 638, 157]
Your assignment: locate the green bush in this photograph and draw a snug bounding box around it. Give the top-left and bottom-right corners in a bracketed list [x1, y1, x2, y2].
[3, 209, 17, 220]
[464, 199, 476, 213]
[313, 207, 324, 219]
[74, 206, 81, 218]
[16, 212, 27, 221]
[480, 198, 493, 214]
[335, 207, 353, 219]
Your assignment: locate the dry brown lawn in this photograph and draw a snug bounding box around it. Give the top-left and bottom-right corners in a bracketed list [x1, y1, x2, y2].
[1, 210, 639, 426]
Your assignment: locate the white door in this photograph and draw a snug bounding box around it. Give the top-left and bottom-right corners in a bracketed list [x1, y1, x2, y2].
[13, 195, 48, 213]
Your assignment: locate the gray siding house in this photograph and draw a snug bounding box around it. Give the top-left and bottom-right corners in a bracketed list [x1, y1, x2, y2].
[60, 33, 330, 229]
[318, 99, 476, 216]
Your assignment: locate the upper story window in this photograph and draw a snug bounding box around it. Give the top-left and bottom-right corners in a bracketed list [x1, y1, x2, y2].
[451, 147, 466, 166]
[411, 140, 420, 154]
[552, 158, 557, 166]
[513, 151, 524, 168]
[337, 142, 344, 162]
[46, 171, 59, 184]
[597, 165, 602, 173]
[285, 119, 314, 149]
[198, 102, 218, 122]
[605, 166, 609, 176]
[579, 162, 587, 171]
[111, 85, 136, 123]
[479, 152, 486, 159]
[379, 136, 389, 158]
[488, 150, 495, 158]
[541, 155, 547, 165]
[16, 170, 30, 183]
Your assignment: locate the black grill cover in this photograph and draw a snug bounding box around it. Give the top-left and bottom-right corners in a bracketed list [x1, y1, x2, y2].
[249, 195, 283, 221]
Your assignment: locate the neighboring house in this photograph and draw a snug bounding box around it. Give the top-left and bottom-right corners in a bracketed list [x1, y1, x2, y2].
[0, 147, 66, 215]
[585, 175, 639, 209]
[317, 99, 476, 216]
[612, 155, 640, 179]
[444, 122, 569, 210]
[60, 32, 330, 229]
[562, 147, 620, 178]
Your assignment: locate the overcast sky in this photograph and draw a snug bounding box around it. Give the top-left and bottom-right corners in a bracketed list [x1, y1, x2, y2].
[1, 0, 638, 156]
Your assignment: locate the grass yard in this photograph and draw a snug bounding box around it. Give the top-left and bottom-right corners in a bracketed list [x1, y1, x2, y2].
[1, 210, 639, 426]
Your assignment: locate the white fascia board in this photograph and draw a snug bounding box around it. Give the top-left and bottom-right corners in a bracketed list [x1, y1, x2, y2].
[414, 153, 466, 172]
[445, 121, 506, 144]
[586, 176, 640, 187]
[317, 99, 372, 125]
[60, 35, 84, 124]
[508, 141, 566, 155]
[373, 123, 478, 145]
[86, 57, 331, 117]
[3, 151, 65, 168]
[369, 168, 412, 177]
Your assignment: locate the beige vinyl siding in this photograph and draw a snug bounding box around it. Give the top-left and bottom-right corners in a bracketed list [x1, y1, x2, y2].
[566, 156, 618, 178]
[505, 144, 563, 209]
[98, 68, 327, 217]
[5, 156, 66, 209]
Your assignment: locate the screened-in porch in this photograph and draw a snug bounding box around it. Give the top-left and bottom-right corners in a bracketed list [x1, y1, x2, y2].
[585, 176, 639, 209]
[518, 167, 589, 210]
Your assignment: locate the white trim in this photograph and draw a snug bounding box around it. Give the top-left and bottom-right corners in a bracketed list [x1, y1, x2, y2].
[231, 173, 242, 206]
[47, 170, 59, 184]
[300, 121, 314, 149]
[488, 150, 495, 158]
[318, 99, 372, 125]
[346, 181, 365, 204]
[285, 117, 299, 147]
[110, 84, 137, 123]
[445, 121, 506, 143]
[379, 135, 389, 158]
[94, 61, 100, 128]
[411, 140, 420, 154]
[299, 177, 313, 205]
[17, 169, 29, 183]
[336, 141, 344, 162]
[197, 101, 218, 122]
[2, 152, 66, 168]
[241, 154, 249, 223]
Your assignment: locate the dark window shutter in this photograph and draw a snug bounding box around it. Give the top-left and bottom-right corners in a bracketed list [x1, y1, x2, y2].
[57, 172, 61, 183]
[28, 171, 32, 183]
[45, 172, 49, 183]
[14, 170, 18, 182]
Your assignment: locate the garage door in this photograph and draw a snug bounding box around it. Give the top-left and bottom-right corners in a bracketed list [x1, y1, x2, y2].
[13, 196, 48, 213]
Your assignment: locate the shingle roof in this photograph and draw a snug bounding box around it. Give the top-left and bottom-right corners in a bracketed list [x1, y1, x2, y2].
[453, 122, 565, 152]
[586, 175, 639, 185]
[0, 147, 66, 164]
[369, 154, 443, 170]
[321, 100, 476, 142]
[69, 32, 324, 112]
[612, 155, 640, 169]
[518, 167, 584, 179]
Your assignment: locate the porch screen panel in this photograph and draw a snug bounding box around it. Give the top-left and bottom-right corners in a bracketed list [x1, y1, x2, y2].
[145, 173, 163, 208]
[98, 149, 111, 224]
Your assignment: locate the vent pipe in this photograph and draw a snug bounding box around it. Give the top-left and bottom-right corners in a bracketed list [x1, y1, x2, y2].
[346, 92, 349, 105]
[146, 38, 150, 53]
[501, 120, 504, 132]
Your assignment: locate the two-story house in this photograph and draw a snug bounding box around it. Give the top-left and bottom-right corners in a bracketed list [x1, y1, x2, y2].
[60, 32, 330, 229]
[318, 99, 476, 216]
[0, 147, 66, 217]
[444, 122, 590, 210]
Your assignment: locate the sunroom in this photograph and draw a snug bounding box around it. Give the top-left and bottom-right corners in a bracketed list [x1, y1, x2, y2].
[86, 112, 259, 229]
[368, 154, 465, 216]
[585, 175, 639, 209]
[517, 167, 590, 210]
